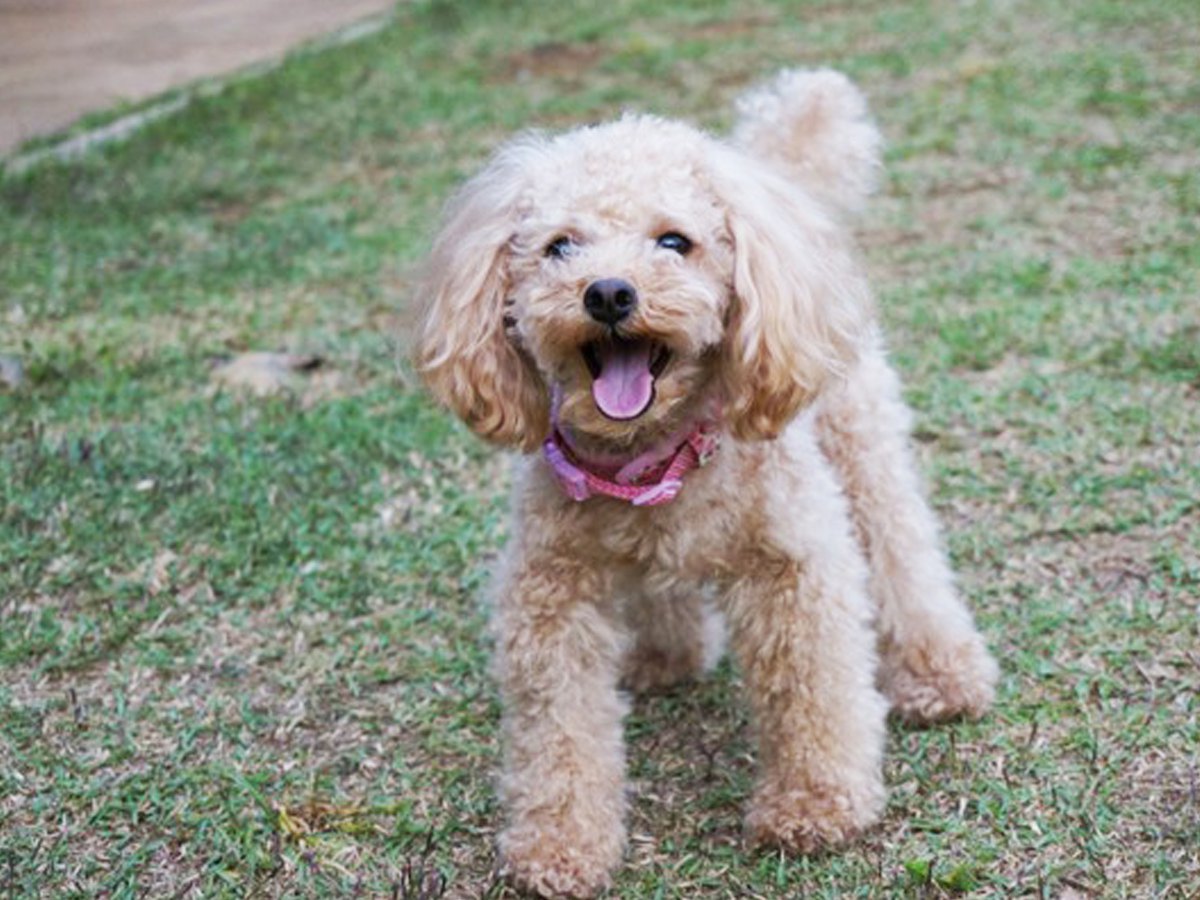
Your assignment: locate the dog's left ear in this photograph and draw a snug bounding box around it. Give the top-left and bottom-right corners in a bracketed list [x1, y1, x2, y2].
[708, 145, 874, 441]
[414, 139, 549, 451]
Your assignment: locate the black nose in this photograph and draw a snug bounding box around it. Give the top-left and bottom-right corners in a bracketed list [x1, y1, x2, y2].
[583, 278, 638, 326]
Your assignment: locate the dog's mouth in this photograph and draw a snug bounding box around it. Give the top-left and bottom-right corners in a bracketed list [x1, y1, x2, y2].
[581, 337, 671, 421]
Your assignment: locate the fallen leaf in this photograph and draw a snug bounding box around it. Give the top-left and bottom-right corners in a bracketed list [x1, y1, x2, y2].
[0, 354, 24, 390]
[210, 352, 324, 396]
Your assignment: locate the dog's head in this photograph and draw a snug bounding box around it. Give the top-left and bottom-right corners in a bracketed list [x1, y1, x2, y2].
[416, 69, 881, 455]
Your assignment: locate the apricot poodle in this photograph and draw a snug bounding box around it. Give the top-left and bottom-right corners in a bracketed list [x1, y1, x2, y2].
[415, 69, 998, 898]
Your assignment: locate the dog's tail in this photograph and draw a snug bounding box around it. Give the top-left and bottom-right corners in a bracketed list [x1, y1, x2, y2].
[731, 68, 882, 218]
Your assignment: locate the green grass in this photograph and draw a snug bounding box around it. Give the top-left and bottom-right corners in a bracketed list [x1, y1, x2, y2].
[2, 0, 1198, 896]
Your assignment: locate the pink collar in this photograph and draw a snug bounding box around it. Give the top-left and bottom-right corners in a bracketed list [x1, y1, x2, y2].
[542, 396, 721, 507]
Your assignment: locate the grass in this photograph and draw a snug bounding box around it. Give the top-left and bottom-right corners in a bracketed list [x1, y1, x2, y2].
[2, 0, 1198, 896]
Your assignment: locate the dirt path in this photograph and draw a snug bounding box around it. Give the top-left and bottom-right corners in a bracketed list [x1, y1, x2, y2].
[0, 0, 394, 155]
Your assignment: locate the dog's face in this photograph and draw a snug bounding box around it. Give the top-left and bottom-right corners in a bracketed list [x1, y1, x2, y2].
[504, 120, 733, 452]
[417, 106, 876, 455]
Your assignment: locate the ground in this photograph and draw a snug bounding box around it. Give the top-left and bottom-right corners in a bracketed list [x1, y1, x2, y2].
[0, 0, 394, 155]
[1, 0, 1198, 897]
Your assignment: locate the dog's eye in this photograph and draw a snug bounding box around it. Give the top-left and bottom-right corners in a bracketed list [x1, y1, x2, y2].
[544, 236, 576, 260]
[656, 232, 693, 255]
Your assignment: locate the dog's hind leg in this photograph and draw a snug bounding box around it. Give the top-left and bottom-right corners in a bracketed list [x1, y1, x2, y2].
[816, 332, 998, 723]
[620, 580, 723, 693]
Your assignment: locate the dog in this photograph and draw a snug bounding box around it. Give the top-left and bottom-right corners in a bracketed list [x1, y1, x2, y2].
[414, 69, 998, 898]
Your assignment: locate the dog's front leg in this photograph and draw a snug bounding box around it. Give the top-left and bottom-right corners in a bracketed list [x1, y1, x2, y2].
[492, 551, 628, 898]
[721, 538, 888, 852]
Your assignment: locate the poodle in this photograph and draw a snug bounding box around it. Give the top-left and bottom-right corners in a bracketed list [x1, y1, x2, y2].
[414, 69, 998, 898]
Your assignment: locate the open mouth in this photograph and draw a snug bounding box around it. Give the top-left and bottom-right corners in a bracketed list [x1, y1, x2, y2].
[581, 337, 671, 421]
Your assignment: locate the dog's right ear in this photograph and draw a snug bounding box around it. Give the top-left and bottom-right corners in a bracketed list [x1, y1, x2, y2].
[414, 140, 549, 451]
[707, 143, 873, 441]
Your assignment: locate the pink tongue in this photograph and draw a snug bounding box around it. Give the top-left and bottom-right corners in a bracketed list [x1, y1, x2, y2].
[592, 341, 655, 420]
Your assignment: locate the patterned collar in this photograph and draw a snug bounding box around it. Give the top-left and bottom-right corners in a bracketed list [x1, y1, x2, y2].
[542, 410, 721, 507]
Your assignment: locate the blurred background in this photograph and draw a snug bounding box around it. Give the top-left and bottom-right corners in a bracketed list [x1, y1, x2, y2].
[0, 0, 393, 155]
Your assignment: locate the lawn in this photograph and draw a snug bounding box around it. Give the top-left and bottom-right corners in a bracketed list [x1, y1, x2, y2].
[2, 0, 1198, 896]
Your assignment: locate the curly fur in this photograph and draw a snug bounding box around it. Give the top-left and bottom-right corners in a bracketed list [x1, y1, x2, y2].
[415, 68, 998, 898]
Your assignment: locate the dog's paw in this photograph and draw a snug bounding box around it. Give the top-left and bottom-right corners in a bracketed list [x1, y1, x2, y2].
[620, 642, 705, 693]
[499, 824, 622, 899]
[746, 778, 884, 854]
[883, 634, 999, 724]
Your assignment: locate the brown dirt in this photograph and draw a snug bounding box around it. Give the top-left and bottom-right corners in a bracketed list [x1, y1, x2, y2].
[497, 41, 607, 84]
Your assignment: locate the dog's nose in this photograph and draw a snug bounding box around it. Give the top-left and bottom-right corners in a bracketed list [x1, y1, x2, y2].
[583, 278, 638, 326]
